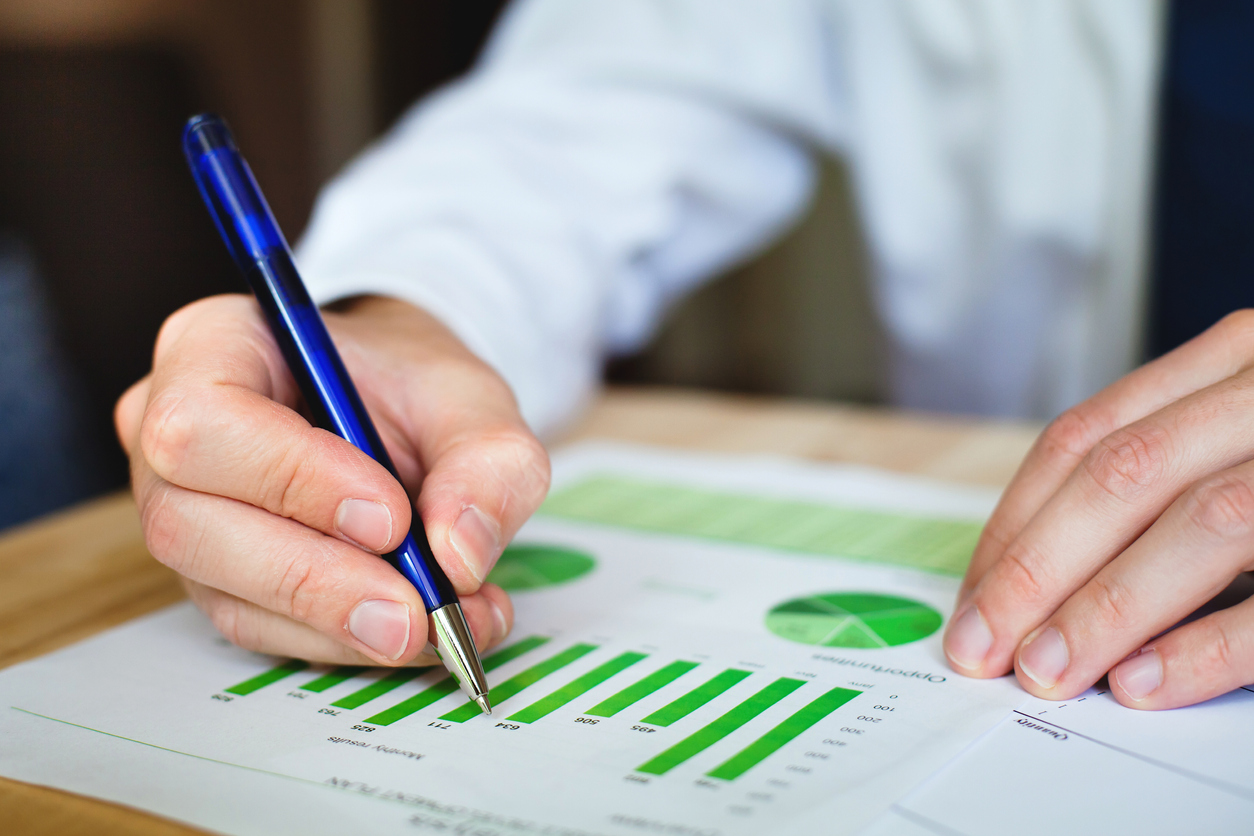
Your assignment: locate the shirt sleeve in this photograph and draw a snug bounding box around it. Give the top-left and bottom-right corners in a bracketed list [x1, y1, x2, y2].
[295, 0, 847, 436]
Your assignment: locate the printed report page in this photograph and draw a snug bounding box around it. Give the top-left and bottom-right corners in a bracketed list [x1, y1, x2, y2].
[0, 443, 1025, 836]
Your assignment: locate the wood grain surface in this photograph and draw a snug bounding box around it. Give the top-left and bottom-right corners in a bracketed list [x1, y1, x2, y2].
[0, 388, 1040, 835]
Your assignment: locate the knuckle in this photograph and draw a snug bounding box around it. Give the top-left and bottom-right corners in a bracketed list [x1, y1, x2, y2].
[113, 382, 145, 445]
[140, 485, 215, 580]
[153, 303, 200, 361]
[139, 392, 198, 479]
[1083, 426, 1171, 502]
[1040, 407, 1102, 467]
[469, 425, 552, 513]
[1192, 620, 1240, 682]
[256, 436, 320, 519]
[1183, 475, 1254, 540]
[996, 542, 1050, 607]
[274, 554, 321, 623]
[1084, 574, 1135, 631]
[207, 597, 245, 649]
[139, 483, 184, 565]
[973, 517, 1015, 562]
[208, 598, 264, 653]
[507, 430, 552, 507]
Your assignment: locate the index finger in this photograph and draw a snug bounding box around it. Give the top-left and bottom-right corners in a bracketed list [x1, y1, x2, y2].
[960, 310, 1254, 604]
[948, 372, 1254, 680]
[139, 295, 414, 554]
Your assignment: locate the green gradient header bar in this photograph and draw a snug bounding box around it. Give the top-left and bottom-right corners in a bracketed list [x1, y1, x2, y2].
[541, 476, 981, 576]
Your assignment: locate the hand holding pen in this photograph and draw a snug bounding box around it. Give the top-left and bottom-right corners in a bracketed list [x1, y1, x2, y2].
[113, 116, 550, 708]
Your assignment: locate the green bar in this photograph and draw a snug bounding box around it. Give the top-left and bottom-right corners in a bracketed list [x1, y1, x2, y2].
[637, 678, 805, 776]
[331, 667, 429, 710]
[440, 643, 598, 723]
[300, 666, 366, 693]
[224, 659, 309, 695]
[585, 661, 700, 718]
[366, 678, 460, 726]
[707, 687, 861, 780]
[641, 668, 751, 727]
[540, 477, 983, 576]
[365, 636, 551, 726]
[508, 652, 647, 723]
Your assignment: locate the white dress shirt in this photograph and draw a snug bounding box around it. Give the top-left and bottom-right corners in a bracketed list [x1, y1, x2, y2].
[297, 0, 1164, 437]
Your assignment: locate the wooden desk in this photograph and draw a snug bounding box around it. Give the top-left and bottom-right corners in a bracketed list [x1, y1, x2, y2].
[0, 388, 1040, 835]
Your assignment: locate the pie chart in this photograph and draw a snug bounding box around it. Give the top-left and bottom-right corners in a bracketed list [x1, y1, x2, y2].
[765, 592, 943, 648]
[486, 544, 596, 591]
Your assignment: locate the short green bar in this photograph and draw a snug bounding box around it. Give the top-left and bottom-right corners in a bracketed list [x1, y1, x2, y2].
[331, 667, 429, 710]
[508, 652, 648, 723]
[440, 643, 598, 723]
[365, 636, 551, 726]
[707, 686, 861, 780]
[224, 659, 309, 695]
[641, 668, 751, 727]
[585, 661, 699, 718]
[637, 677, 805, 776]
[300, 666, 366, 693]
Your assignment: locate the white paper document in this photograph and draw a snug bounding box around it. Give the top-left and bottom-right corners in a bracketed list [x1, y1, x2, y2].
[864, 684, 1254, 836]
[0, 444, 1029, 835]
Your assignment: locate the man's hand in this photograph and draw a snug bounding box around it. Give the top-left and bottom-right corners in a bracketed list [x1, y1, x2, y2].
[115, 294, 550, 666]
[944, 311, 1254, 709]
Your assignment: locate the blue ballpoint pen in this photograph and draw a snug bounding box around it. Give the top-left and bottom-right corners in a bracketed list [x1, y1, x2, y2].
[182, 113, 492, 715]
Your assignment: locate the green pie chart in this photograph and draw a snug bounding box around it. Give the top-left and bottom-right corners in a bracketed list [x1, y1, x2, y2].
[486, 544, 596, 591]
[766, 592, 943, 648]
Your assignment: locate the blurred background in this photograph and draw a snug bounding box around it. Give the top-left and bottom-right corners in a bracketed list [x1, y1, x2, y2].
[0, 0, 880, 531]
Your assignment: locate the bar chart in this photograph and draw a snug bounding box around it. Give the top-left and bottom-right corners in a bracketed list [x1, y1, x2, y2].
[221, 635, 863, 783]
[2, 448, 1010, 836]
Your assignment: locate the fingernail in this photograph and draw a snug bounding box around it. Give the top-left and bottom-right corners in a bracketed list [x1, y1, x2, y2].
[489, 598, 509, 644]
[1114, 648, 1162, 701]
[335, 499, 393, 552]
[448, 505, 501, 583]
[348, 599, 411, 661]
[945, 606, 993, 671]
[1019, 627, 1069, 689]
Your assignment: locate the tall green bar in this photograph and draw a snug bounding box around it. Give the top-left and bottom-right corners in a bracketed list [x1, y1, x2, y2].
[707, 687, 860, 780]
[365, 636, 551, 726]
[331, 667, 429, 710]
[224, 659, 309, 695]
[637, 678, 805, 775]
[508, 652, 647, 723]
[586, 661, 699, 717]
[641, 668, 751, 727]
[300, 666, 366, 693]
[440, 643, 598, 723]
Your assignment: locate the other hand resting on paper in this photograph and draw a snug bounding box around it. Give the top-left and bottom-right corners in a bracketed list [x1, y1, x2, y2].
[114, 294, 549, 666]
[945, 310, 1254, 709]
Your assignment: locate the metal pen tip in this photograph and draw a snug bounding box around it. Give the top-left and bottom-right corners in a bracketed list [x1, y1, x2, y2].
[430, 603, 493, 716]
